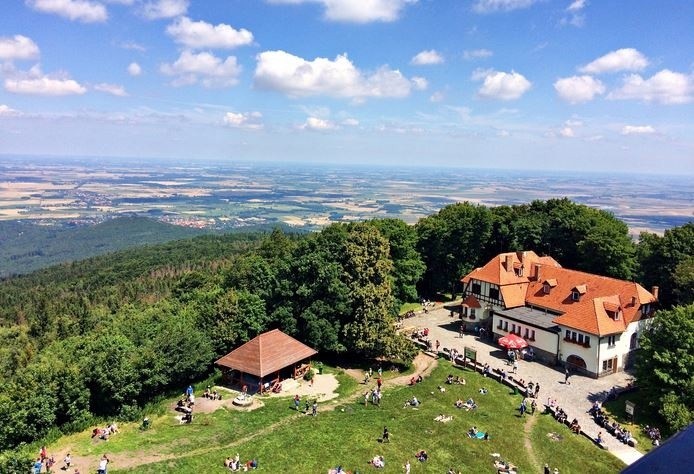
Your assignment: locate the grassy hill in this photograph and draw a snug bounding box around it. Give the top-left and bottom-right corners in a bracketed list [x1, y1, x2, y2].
[41, 361, 624, 473]
[0, 217, 209, 277]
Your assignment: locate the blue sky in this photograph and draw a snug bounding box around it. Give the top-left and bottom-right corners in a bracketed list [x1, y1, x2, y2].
[0, 0, 693, 173]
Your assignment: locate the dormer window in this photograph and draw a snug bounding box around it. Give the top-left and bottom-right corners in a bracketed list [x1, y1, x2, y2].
[543, 279, 557, 295]
[571, 284, 587, 301]
[543, 283, 550, 294]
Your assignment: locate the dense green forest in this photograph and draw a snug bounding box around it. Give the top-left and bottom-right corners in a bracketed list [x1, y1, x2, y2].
[0, 199, 691, 463]
[0, 217, 206, 277]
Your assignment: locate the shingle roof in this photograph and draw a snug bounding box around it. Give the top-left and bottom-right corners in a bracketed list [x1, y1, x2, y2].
[525, 265, 657, 336]
[461, 251, 561, 286]
[462, 252, 658, 337]
[215, 329, 318, 378]
[462, 294, 482, 308]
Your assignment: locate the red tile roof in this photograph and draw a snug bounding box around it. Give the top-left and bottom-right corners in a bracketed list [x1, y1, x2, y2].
[462, 252, 658, 336]
[215, 329, 317, 378]
[462, 294, 482, 308]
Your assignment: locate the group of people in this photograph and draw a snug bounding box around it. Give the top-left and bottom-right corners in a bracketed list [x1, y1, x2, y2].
[91, 423, 119, 440]
[203, 385, 222, 400]
[445, 374, 466, 385]
[590, 402, 636, 445]
[224, 454, 258, 471]
[294, 395, 319, 416]
[454, 397, 477, 411]
[34, 447, 74, 474]
[644, 425, 662, 446]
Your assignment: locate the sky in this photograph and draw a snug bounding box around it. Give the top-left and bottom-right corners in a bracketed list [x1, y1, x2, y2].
[0, 0, 693, 173]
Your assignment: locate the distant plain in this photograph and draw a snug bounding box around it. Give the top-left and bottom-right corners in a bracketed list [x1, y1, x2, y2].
[1, 156, 691, 235]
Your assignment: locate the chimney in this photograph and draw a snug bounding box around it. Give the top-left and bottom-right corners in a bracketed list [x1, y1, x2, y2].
[532, 263, 541, 281]
[651, 286, 659, 300]
[631, 296, 637, 306]
[505, 254, 513, 272]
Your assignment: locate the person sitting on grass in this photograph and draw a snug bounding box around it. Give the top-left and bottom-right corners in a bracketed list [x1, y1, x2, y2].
[468, 426, 478, 437]
[570, 419, 581, 433]
[404, 396, 420, 408]
[455, 399, 464, 409]
[454, 376, 465, 385]
[415, 450, 428, 462]
[447, 374, 454, 384]
[243, 459, 258, 470]
[479, 387, 488, 394]
[369, 455, 385, 468]
[434, 414, 453, 423]
[437, 385, 446, 393]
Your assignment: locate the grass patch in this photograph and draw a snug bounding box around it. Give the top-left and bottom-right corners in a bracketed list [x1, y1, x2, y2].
[399, 302, 421, 314]
[45, 361, 628, 473]
[530, 413, 625, 474]
[602, 390, 662, 453]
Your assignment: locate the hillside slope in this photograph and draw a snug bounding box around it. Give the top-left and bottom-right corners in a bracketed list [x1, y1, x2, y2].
[0, 217, 206, 277]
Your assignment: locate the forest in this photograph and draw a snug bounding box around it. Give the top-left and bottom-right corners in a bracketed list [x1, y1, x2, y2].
[0, 199, 692, 466]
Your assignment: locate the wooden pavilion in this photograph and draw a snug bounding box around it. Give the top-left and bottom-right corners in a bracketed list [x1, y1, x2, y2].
[215, 329, 318, 394]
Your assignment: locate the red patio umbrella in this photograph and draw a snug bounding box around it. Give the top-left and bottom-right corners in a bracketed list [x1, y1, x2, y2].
[498, 333, 528, 350]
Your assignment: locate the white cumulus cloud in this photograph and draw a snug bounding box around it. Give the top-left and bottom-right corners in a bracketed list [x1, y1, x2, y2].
[463, 49, 493, 60]
[608, 70, 692, 104]
[27, 0, 107, 23]
[4, 65, 86, 95]
[474, 69, 531, 100]
[268, 0, 417, 23]
[254, 50, 420, 100]
[579, 48, 648, 74]
[559, 126, 575, 138]
[161, 50, 242, 88]
[166, 17, 253, 49]
[429, 91, 444, 102]
[0, 104, 20, 116]
[473, 0, 538, 13]
[0, 35, 40, 61]
[621, 125, 655, 135]
[554, 75, 605, 103]
[567, 0, 587, 12]
[301, 116, 336, 131]
[141, 0, 188, 20]
[223, 111, 263, 130]
[127, 62, 142, 76]
[94, 83, 127, 96]
[410, 50, 443, 65]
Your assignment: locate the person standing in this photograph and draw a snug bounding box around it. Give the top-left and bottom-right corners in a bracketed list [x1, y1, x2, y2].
[312, 400, 317, 417]
[97, 454, 109, 474]
[519, 400, 526, 417]
[564, 367, 571, 385]
[382, 426, 390, 443]
[512, 360, 518, 374]
[294, 394, 301, 411]
[64, 453, 72, 470]
[535, 383, 541, 398]
[435, 340, 440, 353]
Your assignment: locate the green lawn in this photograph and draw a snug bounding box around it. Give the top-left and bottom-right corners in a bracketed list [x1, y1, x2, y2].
[602, 390, 661, 453]
[45, 360, 626, 473]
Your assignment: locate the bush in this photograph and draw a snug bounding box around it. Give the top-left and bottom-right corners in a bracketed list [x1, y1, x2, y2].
[304, 369, 314, 382]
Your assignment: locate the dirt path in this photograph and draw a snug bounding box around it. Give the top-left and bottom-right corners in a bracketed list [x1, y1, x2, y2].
[523, 411, 541, 472]
[61, 353, 439, 472]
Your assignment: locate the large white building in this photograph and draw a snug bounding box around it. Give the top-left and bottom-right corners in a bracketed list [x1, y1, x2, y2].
[460, 251, 658, 378]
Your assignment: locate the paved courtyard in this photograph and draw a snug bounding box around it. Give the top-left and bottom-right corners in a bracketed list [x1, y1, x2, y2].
[403, 306, 643, 465]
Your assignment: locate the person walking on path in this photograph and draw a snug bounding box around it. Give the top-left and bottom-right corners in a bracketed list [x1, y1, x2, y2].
[377, 377, 383, 390]
[534, 383, 541, 398]
[436, 340, 440, 353]
[519, 400, 527, 417]
[382, 426, 390, 443]
[312, 400, 318, 417]
[564, 367, 571, 385]
[512, 360, 518, 374]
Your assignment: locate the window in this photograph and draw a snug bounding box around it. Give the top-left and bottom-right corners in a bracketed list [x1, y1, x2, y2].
[641, 304, 650, 314]
[607, 335, 616, 347]
[497, 319, 503, 329]
[572, 291, 580, 301]
[471, 283, 481, 295]
[543, 284, 550, 294]
[630, 333, 638, 350]
[530, 330, 536, 340]
[524, 328, 529, 338]
[488, 287, 500, 301]
[515, 267, 523, 277]
[511, 324, 516, 334]
[503, 321, 508, 331]
[470, 308, 476, 318]
[565, 330, 570, 339]
[571, 331, 577, 342]
[602, 358, 614, 372]
[578, 334, 584, 344]
[584, 336, 590, 347]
